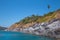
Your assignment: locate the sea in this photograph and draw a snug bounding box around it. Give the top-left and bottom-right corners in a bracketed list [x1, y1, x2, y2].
[0, 31, 55, 40]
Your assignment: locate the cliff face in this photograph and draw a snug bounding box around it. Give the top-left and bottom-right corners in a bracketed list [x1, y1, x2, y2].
[8, 9, 60, 31]
[6, 9, 60, 38]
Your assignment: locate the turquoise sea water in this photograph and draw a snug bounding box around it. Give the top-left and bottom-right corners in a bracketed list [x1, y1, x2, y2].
[0, 31, 54, 40]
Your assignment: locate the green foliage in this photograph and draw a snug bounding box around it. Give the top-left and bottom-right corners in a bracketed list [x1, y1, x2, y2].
[44, 12, 54, 16]
[16, 11, 56, 24]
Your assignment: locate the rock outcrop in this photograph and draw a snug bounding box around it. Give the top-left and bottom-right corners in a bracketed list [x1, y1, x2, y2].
[7, 9, 60, 39]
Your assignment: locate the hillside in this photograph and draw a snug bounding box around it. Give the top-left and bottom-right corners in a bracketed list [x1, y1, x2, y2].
[0, 26, 7, 30]
[8, 9, 60, 30]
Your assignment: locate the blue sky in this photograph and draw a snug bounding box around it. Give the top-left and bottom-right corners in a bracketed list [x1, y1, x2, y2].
[0, 0, 60, 27]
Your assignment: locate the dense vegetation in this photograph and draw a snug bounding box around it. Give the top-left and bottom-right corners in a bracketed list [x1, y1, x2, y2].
[9, 9, 60, 30]
[15, 5, 60, 24]
[16, 11, 56, 24]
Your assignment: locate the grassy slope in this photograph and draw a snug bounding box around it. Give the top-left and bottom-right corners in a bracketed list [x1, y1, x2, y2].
[16, 11, 56, 24]
[8, 9, 59, 30]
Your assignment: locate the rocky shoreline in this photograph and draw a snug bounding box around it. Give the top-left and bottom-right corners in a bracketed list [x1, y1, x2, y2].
[5, 10, 60, 40]
[5, 19, 60, 39]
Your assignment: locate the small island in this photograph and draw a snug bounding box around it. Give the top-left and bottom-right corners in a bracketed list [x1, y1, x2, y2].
[0, 0, 60, 40]
[5, 9, 60, 40]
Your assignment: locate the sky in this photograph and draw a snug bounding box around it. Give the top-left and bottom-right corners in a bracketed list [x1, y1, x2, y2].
[0, 0, 60, 27]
